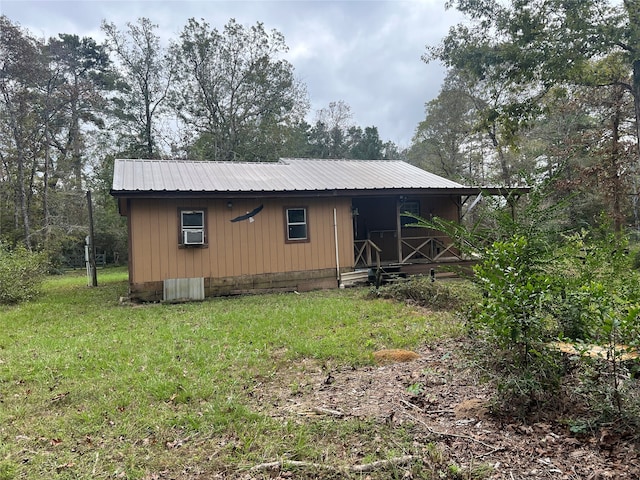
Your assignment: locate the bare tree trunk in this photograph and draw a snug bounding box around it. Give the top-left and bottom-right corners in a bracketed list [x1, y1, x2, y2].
[43, 119, 51, 245]
[487, 125, 511, 186]
[611, 94, 623, 234]
[2, 89, 32, 249]
[632, 60, 640, 161]
[629, 60, 640, 232]
[17, 148, 31, 249]
[624, 0, 640, 229]
[145, 90, 153, 158]
[67, 73, 84, 190]
[71, 102, 83, 189]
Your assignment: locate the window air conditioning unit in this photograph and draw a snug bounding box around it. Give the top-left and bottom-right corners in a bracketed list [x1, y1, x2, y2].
[183, 229, 204, 245]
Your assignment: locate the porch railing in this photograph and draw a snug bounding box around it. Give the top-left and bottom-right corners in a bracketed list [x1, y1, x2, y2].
[401, 235, 464, 263]
[354, 239, 382, 269]
[354, 235, 465, 266]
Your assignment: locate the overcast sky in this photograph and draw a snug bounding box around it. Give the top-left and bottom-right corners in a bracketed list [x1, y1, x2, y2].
[1, 0, 463, 148]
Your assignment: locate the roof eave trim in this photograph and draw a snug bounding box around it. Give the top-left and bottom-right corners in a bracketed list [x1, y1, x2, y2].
[109, 186, 531, 198]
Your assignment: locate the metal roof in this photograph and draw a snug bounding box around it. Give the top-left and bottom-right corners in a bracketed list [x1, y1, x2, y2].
[111, 158, 478, 196]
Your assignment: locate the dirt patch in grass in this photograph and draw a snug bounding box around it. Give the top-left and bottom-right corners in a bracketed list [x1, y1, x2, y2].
[247, 339, 640, 479]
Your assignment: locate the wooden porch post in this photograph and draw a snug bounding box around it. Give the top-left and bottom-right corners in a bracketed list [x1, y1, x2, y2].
[506, 193, 520, 221]
[396, 197, 403, 263]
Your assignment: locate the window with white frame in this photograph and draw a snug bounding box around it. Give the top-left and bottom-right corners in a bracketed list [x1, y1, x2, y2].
[285, 207, 308, 242]
[180, 209, 206, 246]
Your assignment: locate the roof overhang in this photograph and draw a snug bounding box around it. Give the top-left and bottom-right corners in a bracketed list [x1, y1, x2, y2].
[110, 186, 530, 200]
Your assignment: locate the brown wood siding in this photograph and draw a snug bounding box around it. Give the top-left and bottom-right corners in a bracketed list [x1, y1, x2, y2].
[413, 195, 460, 258]
[425, 195, 459, 221]
[128, 197, 353, 285]
[405, 195, 459, 228]
[406, 194, 459, 241]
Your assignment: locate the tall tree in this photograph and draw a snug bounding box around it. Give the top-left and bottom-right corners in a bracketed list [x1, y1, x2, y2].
[307, 121, 344, 158]
[349, 126, 384, 159]
[427, 0, 639, 158]
[102, 17, 173, 158]
[554, 62, 637, 233]
[279, 120, 314, 158]
[291, 101, 402, 160]
[409, 68, 531, 185]
[0, 15, 46, 247]
[381, 140, 405, 160]
[47, 34, 112, 189]
[307, 100, 354, 158]
[37, 45, 64, 245]
[170, 18, 308, 161]
[315, 100, 353, 132]
[408, 71, 477, 182]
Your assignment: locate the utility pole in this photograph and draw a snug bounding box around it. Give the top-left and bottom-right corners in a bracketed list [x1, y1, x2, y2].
[86, 190, 98, 287]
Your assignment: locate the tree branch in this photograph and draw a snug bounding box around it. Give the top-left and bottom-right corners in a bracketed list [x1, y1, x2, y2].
[400, 407, 501, 451]
[249, 455, 417, 473]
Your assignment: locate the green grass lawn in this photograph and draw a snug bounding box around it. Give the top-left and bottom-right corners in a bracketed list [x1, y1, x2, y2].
[0, 268, 463, 479]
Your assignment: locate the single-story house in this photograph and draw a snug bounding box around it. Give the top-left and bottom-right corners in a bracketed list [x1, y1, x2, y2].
[110, 158, 523, 301]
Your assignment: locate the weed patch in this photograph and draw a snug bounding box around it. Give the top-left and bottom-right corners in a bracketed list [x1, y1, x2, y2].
[373, 277, 480, 311]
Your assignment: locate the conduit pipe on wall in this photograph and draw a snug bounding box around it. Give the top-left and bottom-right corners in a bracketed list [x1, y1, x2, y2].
[334, 208, 341, 286]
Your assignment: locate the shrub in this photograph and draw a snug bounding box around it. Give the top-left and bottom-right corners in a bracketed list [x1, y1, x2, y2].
[551, 230, 640, 345]
[468, 234, 566, 416]
[631, 247, 640, 270]
[469, 227, 640, 422]
[471, 235, 554, 358]
[399, 188, 640, 425]
[0, 244, 48, 304]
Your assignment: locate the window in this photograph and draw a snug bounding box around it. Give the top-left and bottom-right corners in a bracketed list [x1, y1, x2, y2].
[285, 207, 308, 242]
[400, 199, 420, 227]
[179, 209, 206, 246]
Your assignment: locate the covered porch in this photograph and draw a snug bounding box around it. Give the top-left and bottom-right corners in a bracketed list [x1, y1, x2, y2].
[350, 193, 468, 271]
[345, 188, 527, 285]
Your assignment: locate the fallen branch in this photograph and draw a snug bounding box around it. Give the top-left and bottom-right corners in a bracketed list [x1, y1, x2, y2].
[400, 399, 455, 415]
[401, 410, 501, 451]
[311, 406, 345, 418]
[249, 455, 417, 473]
[351, 455, 416, 472]
[424, 409, 455, 415]
[400, 398, 454, 415]
[249, 460, 337, 472]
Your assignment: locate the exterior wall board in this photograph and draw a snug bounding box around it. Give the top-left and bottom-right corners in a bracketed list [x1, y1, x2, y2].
[128, 197, 353, 286]
[158, 205, 171, 280]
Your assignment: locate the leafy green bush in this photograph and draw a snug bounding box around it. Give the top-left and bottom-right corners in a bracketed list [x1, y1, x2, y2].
[549, 232, 640, 423]
[471, 235, 554, 356]
[41, 229, 87, 271]
[469, 227, 640, 421]
[0, 244, 48, 304]
[468, 234, 566, 416]
[399, 186, 640, 425]
[551, 231, 640, 344]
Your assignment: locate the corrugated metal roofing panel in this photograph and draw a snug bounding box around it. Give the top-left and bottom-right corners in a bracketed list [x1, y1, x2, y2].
[111, 157, 470, 194]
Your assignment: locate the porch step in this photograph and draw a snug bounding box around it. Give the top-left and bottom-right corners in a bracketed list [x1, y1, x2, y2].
[381, 273, 408, 284]
[340, 269, 370, 287]
[379, 269, 408, 285]
[368, 264, 409, 286]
